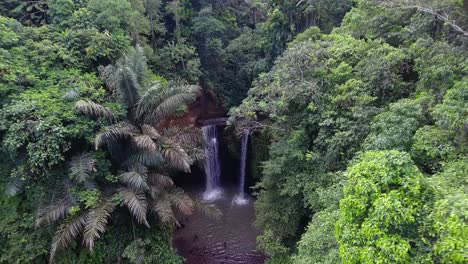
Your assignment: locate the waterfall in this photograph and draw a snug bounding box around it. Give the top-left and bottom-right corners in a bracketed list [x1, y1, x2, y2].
[234, 129, 249, 205]
[202, 125, 222, 201]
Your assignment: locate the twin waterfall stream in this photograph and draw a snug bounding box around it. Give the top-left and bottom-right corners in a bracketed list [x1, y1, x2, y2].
[202, 124, 249, 205]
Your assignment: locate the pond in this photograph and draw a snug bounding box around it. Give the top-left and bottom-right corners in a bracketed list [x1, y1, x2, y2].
[173, 186, 266, 264]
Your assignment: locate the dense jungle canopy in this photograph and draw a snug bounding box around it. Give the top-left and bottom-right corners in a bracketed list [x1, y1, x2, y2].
[0, 0, 467, 263]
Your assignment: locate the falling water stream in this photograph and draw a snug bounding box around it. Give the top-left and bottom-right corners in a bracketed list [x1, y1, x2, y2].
[233, 130, 249, 205]
[202, 125, 222, 201]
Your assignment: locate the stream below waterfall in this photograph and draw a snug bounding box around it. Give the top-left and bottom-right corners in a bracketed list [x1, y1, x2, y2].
[173, 186, 266, 264]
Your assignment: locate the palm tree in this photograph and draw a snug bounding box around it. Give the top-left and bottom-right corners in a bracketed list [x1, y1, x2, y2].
[38, 47, 220, 261]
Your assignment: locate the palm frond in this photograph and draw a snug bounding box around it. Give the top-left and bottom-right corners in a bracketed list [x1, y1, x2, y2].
[186, 147, 206, 166]
[152, 85, 199, 121]
[152, 195, 178, 226]
[141, 124, 161, 139]
[194, 199, 222, 221]
[49, 213, 88, 262]
[83, 198, 115, 251]
[74, 100, 116, 121]
[130, 150, 163, 167]
[137, 84, 200, 125]
[133, 135, 157, 152]
[162, 126, 204, 146]
[126, 45, 147, 86]
[95, 122, 138, 150]
[161, 143, 192, 172]
[134, 84, 163, 122]
[120, 187, 150, 227]
[148, 173, 174, 190]
[5, 177, 24, 197]
[36, 199, 72, 227]
[69, 152, 95, 184]
[168, 188, 194, 216]
[120, 171, 149, 191]
[117, 66, 141, 108]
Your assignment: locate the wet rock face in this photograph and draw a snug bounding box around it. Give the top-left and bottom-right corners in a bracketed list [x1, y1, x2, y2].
[173, 187, 266, 264]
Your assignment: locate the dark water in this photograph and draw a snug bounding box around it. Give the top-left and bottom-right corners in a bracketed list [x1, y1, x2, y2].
[173, 187, 266, 264]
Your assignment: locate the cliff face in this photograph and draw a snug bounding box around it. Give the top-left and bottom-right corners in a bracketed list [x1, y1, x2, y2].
[158, 89, 226, 129]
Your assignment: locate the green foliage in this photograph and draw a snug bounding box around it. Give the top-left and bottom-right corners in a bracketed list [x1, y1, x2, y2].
[430, 159, 468, 263]
[1, 0, 467, 263]
[122, 238, 183, 264]
[336, 150, 432, 263]
[231, 1, 467, 262]
[363, 99, 424, 151]
[293, 208, 341, 264]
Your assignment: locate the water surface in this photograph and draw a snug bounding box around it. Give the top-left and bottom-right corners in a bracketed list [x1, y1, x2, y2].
[173, 187, 266, 264]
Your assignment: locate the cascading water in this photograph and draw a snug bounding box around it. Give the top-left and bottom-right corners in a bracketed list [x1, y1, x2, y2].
[202, 125, 222, 201]
[234, 129, 249, 205]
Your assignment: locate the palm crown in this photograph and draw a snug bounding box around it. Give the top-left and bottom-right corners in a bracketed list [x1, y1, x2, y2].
[37, 47, 219, 261]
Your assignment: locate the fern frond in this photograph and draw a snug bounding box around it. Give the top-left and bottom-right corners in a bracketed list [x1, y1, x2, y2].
[120, 187, 150, 227]
[36, 199, 72, 227]
[83, 198, 115, 251]
[74, 100, 116, 121]
[69, 152, 95, 184]
[49, 213, 88, 262]
[95, 122, 137, 150]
